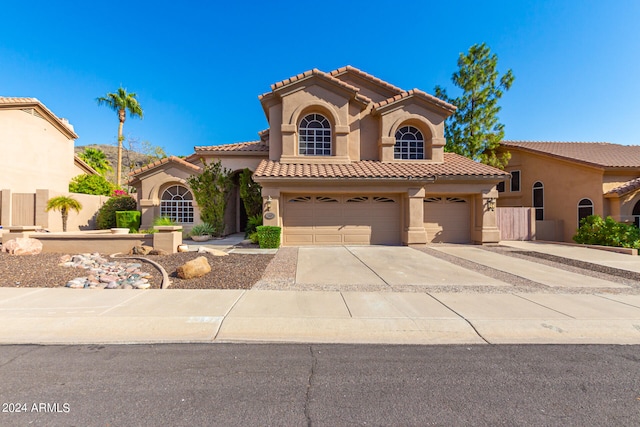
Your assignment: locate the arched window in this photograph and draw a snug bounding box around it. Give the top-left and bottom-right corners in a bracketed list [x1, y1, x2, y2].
[299, 113, 331, 156]
[533, 181, 544, 220]
[577, 198, 594, 226]
[160, 185, 194, 223]
[633, 200, 640, 228]
[394, 126, 424, 160]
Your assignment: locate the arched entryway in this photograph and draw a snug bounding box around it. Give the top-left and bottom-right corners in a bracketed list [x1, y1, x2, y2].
[633, 200, 640, 227]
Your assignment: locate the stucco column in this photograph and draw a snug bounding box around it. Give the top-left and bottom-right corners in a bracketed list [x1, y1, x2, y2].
[35, 189, 50, 229]
[1, 189, 11, 226]
[404, 187, 427, 245]
[477, 190, 500, 243]
[379, 136, 396, 162]
[261, 189, 281, 228]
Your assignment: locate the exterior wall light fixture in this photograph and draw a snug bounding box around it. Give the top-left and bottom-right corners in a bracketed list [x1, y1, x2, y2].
[487, 198, 496, 212]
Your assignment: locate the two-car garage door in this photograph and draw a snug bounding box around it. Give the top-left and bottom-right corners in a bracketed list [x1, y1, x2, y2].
[282, 195, 401, 245]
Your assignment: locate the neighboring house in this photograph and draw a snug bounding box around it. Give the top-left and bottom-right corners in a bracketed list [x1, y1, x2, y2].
[497, 141, 640, 242]
[0, 97, 103, 230]
[129, 66, 508, 245]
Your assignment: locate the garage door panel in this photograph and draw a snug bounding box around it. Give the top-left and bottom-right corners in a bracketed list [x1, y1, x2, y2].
[283, 195, 400, 245]
[424, 197, 471, 243]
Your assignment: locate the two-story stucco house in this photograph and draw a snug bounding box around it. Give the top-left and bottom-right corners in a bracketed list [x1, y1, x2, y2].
[129, 66, 508, 245]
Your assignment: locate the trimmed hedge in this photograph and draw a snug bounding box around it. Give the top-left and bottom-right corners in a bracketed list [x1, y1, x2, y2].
[573, 215, 640, 249]
[96, 196, 137, 229]
[256, 226, 281, 249]
[115, 210, 141, 233]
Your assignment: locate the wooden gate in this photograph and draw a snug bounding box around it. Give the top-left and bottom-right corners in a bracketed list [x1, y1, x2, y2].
[496, 207, 535, 241]
[11, 193, 36, 226]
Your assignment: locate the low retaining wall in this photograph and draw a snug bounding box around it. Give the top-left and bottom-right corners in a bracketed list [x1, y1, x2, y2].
[33, 232, 153, 254]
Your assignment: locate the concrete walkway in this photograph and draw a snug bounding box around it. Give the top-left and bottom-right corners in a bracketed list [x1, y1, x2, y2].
[1, 287, 640, 345]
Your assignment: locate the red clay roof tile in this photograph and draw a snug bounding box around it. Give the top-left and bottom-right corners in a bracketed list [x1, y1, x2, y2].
[373, 89, 457, 113]
[606, 178, 640, 196]
[501, 141, 640, 168]
[194, 141, 269, 153]
[328, 65, 404, 94]
[128, 155, 201, 176]
[254, 153, 507, 180]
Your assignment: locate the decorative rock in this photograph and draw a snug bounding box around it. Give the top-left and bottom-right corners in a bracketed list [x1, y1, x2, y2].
[59, 253, 155, 290]
[2, 238, 43, 255]
[197, 246, 228, 256]
[148, 249, 168, 256]
[177, 244, 189, 253]
[130, 245, 153, 255]
[176, 256, 211, 279]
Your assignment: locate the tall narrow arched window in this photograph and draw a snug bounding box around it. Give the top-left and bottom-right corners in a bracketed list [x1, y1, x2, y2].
[299, 113, 331, 156]
[394, 126, 424, 159]
[533, 181, 544, 220]
[577, 198, 594, 226]
[160, 185, 194, 224]
[633, 200, 640, 228]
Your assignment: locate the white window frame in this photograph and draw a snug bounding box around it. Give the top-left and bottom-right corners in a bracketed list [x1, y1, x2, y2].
[394, 126, 425, 160]
[533, 181, 544, 221]
[160, 185, 194, 224]
[577, 198, 594, 227]
[299, 113, 331, 156]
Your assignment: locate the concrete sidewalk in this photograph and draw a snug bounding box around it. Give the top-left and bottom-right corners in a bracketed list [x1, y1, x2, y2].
[2, 288, 640, 345]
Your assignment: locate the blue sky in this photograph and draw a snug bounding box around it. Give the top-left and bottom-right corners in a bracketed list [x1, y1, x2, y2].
[2, 0, 639, 156]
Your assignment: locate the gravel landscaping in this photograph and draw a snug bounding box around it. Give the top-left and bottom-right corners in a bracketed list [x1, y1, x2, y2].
[0, 251, 274, 290]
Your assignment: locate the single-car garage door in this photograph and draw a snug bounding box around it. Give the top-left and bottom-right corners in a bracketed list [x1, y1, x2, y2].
[283, 195, 401, 245]
[424, 197, 471, 243]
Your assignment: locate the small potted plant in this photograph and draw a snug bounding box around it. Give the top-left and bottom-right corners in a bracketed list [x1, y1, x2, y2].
[189, 223, 216, 242]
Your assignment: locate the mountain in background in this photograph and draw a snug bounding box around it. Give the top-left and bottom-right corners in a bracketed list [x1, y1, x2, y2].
[75, 144, 162, 184]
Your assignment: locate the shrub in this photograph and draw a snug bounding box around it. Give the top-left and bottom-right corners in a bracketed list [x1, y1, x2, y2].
[153, 216, 178, 226]
[245, 214, 263, 238]
[190, 223, 216, 237]
[573, 215, 640, 249]
[96, 196, 137, 229]
[69, 174, 114, 196]
[256, 225, 281, 249]
[187, 160, 233, 237]
[115, 210, 141, 233]
[239, 168, 262, 218]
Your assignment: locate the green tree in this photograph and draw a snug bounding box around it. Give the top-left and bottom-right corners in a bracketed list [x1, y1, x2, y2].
[96, 87, 144, 187]
[434, 43, 515, 168]
[46, 196, 82, 232]
[78, 147, 112, 176]
[187, 159, 234, 237]
[239, 168, 262, 218]
[95, 195, 138, 229]
[69, 174, 115, 196]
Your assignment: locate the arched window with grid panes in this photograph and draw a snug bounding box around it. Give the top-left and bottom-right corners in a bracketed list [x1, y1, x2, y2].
[394, 126, 424, 159]
[299, 113, 331, 156]
[160, 185, 194, 224]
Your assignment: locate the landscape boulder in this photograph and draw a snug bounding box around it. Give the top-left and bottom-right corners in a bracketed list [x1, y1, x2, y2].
[197, 246, 228, 256]
[130, 245, 153, 255]
[2, 238, 43, 255]
[176, 256, 211, 279]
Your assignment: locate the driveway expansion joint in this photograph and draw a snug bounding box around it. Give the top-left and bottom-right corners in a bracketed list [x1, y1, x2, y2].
[426, 292, 491, 345]
[513, 294, 576, 319]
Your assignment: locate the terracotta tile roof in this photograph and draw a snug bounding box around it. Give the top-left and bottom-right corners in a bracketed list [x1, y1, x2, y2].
[254, 153, 508, 180]
[194, 141, 269, 153]
[373, 89, 457, 114]
[0, 97, 40, 104]
[606, 178, 640, 196]
[328, 65, 404, 94]
[128, 155, 201, 176]
[259, 68, 372, 104]
[501, 141, 640, 168]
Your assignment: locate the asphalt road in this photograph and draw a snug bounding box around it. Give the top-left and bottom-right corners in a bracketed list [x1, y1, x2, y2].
[0, 344, 639, 426]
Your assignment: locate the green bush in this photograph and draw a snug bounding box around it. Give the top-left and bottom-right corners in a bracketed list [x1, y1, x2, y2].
[190, 222, 216, 237]
[153, 216, 178, 226]
[69, 174, 114, 196]
[256, 225, 281, 249]
[573, 215, 640, 249]
[245, 214, 263, 238]
[115, 210, 141, 233]
[249, 231, 259, 244]
[96, 196, 137, 229]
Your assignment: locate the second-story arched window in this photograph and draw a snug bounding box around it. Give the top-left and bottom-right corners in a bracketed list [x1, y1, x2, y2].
[394, 126, 424, 160]
[299, 113, 331, 156]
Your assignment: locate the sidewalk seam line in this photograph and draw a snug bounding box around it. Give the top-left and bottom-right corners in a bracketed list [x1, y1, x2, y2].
[595, 294, 640, 310]
[97, 292, 147, 316]
[345, 246, 392, 289]
[426, 293, 491, 344]
[212, 290, 246, 341]
[339, 292, 353, 318]
[513, 294, 576, 319]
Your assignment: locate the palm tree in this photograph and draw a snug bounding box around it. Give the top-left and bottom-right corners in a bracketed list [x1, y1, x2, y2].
[46, 196, 83, 232]
[78, 147, 112, 176]
[96, 87, 144, 187]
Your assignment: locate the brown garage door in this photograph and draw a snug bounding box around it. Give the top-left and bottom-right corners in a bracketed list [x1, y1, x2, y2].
[424, 197, 471, 243]
[283, 195, 401, 245]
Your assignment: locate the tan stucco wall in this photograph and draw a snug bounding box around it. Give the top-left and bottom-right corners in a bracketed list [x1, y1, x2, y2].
[498, 149, 606, 242]
[0, 109, 76, 193]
